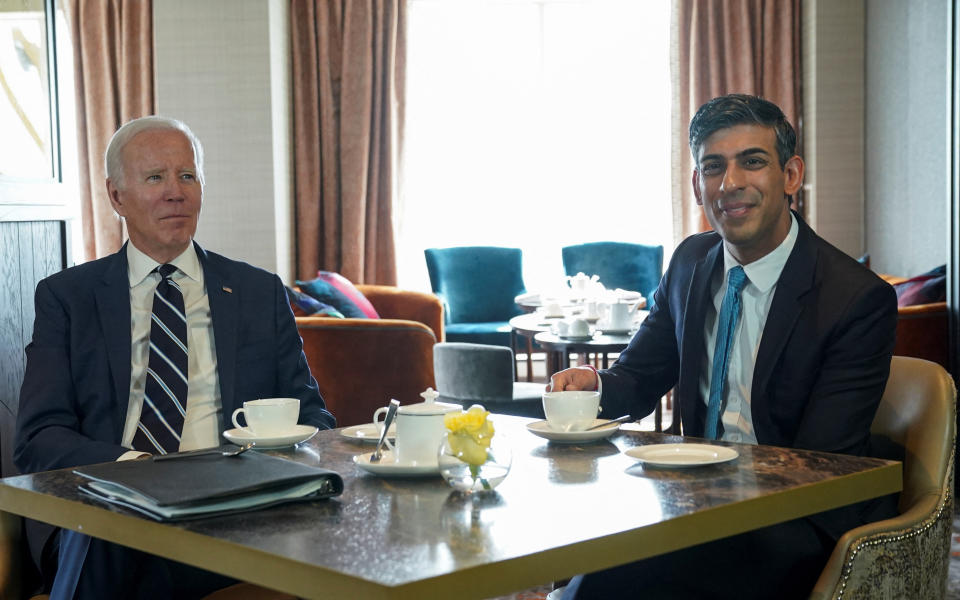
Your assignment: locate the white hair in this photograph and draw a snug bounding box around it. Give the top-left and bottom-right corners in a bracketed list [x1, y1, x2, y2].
[104, 116, 205, 187]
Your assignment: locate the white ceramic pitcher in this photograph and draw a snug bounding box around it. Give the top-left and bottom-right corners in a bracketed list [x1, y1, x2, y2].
[605, 300, 638, 331]
[373, 388, 459, 465]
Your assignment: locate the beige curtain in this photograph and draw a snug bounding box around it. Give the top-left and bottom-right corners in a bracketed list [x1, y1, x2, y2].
[70, 0, 155, 261]
[291, 0, 405, 285]
[672, 0, 802, 239]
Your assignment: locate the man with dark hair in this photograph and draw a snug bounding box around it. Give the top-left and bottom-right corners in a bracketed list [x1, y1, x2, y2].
[16, 116, 335, 599]
[553, 94, 897, 599]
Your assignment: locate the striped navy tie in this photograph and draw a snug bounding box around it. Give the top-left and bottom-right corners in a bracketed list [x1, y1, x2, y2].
[132, 264, 188, 454]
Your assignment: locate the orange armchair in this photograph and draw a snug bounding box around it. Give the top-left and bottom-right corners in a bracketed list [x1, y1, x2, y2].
[879, 274, 948, 370]
[295, 285, 444, 427]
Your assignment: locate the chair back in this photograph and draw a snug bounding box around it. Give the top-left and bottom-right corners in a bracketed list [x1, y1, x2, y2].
[424, 247, 526, 324]
[433, 343, 514, 403]
[872, 356, 954, 512]
[561, 242, 663, 303]
[811, 356, 956, 599]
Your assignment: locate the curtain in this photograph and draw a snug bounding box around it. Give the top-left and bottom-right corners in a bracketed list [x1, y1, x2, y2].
[672, 0, 802, 239]
[69, 0, 155, 261]
[291, 0, 405, 285]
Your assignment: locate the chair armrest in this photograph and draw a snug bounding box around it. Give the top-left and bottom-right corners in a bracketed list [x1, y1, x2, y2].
[810, 489, 951, 600]
[897, 301, 947, 316]
[356, 285, 444, 341]
[893, 302, 949, 369]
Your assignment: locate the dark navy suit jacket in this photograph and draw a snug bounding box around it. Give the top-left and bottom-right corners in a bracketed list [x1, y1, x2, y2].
[14, 242, 335, 566]
[599, 213, 898, 540]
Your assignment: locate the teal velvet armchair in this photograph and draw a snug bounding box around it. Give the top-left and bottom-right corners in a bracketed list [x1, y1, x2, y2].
[424, 246, 527, 347]
[562, 241, 664, 307]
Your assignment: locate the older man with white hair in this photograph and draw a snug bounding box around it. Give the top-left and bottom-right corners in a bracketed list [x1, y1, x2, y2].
[15, 116, 335, 599]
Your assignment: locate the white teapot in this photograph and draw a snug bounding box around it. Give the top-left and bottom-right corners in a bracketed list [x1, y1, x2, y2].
[373, 388, 459, 465]
[566, 272, 598, 294]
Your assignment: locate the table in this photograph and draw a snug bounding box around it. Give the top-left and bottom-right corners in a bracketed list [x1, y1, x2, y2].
[0, 418, 901, 600]
[534, 331, 634, 375]
[508, 313, 558, 381]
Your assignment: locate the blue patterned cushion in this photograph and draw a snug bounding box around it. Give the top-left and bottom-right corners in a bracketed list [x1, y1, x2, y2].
[295, 278, 368, 318]
[285, 286, 345, 318]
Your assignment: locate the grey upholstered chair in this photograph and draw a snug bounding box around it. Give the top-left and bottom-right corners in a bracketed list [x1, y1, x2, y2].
[809, 356, 956, 599]
[433, 342, 545, 418]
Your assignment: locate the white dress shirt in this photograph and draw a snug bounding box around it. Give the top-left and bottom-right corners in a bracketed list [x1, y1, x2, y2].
[119, 242, 222, 459]
[698, 213, 798, 443]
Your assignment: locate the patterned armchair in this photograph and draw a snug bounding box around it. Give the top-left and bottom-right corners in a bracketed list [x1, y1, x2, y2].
[810, 356, 955, 599]
[295, 285, 444, 427]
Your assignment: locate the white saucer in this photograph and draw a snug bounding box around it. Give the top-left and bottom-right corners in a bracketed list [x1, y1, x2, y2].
[559, 334, 594, 341]
[526, 419, 620, 443]
[354, 450, 440, 477]
[624, 443, 738, 468]
[222, 424, 318, 449]
[340, 422, 397, 443]
[599, 328, 632, 336]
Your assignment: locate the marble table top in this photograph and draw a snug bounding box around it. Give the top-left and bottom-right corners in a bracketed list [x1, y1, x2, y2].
[0, 417, 901, 600]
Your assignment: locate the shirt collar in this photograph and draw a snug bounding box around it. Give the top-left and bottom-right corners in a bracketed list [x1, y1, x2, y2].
[127, 242, 202, 288]
[722, 212, 798, 293]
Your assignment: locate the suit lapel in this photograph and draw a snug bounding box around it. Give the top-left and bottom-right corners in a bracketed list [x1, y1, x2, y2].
[94, 246, 133, 432]
[197, 243, 238, 410]
[678, 241, 723, 434]
[752, 215, 818, 397]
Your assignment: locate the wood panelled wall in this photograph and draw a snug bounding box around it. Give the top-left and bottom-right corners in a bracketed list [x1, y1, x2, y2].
[0, 221, 66, 478]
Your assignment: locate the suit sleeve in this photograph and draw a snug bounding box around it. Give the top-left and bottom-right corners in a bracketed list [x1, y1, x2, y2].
[14, 280, 128, 474]
[791, 280, 897, 455]
[596, 265, 682, 420]
[270, 275, 336, 429]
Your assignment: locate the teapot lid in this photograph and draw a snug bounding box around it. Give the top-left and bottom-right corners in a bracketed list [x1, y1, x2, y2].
[397, 388, 460, 415]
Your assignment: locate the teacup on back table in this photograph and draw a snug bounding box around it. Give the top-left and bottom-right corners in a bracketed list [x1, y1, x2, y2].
[232, 397, 300, 437]
[542, 390, 601, 432]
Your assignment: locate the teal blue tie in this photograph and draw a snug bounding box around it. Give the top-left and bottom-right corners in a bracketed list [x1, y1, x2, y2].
[705, 266, 747, 440]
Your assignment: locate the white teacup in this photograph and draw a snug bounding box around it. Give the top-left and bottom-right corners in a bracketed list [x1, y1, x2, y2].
[585, 301, 600, 319]
[542, 390, 601, 432]
[232, 397, 300, 437]
[568, 318, 590, 337]
[544, 301, 564, 317]
[606, 302, 635, 330]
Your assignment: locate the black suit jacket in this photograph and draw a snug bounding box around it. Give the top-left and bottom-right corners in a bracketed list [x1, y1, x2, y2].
[14, 242, 336, 569]
[15, 242, 335, 475]
[600, 213, 898, 539]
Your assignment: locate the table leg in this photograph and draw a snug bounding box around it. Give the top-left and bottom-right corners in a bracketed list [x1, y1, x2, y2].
[511, 330, 519, 381]
[526, 337, 534, 382]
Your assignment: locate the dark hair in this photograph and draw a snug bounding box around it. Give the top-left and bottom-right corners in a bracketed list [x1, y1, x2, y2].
[688, 94, 796, 169]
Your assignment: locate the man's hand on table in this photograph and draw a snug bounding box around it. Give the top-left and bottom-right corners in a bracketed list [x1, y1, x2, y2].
[548, 366, 599, 392]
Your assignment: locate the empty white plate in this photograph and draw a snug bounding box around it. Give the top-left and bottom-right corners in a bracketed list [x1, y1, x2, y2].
[625, 443, 738, 468]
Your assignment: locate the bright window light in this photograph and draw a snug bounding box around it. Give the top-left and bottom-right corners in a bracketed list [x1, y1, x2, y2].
[399, 0, 672, 294]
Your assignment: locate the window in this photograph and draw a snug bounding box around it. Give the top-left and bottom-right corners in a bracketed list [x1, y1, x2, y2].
[399, 0, 672, 293]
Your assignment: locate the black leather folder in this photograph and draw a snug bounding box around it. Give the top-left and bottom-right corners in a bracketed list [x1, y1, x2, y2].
[73, 450, 343, 521]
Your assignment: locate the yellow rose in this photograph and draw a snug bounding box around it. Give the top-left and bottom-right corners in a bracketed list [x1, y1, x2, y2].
[444, 405, 495, 466]
[447, 431, 488, 466]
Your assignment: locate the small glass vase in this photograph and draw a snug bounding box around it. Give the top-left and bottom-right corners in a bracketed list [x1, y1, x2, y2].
[437, 432, 512, 493]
